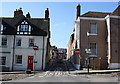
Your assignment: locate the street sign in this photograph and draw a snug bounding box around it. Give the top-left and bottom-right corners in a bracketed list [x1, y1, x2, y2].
[34, 61, 37, 63]
[75, 49, 80, 55]
[33, 45, 38, 50]
[85, 49, 91, 54]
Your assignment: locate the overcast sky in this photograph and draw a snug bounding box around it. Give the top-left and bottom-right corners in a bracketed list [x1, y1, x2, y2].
[1, 2, 119, 48]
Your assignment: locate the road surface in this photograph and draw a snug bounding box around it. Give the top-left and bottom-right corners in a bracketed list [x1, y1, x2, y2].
[2, 60, 119, 83]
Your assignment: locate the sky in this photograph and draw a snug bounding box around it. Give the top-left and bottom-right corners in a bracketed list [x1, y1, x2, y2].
[0, 2, 119, 48]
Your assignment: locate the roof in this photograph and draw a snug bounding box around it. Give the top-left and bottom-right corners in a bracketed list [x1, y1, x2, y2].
[81, 5, 120, 18]
[82, 11, 111, 18]
[1, 14, 49, 36]
[111, 5, 120, 16]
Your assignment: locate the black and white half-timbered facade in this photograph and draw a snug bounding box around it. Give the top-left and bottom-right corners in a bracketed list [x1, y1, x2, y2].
[0, 8, 50, 71]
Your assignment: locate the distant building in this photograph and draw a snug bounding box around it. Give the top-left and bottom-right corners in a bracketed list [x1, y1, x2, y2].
[67, 4, 120, 70]
[58, 48, 67, 59]
[0, 8, 51, 71]
[51, 46, 58, 61]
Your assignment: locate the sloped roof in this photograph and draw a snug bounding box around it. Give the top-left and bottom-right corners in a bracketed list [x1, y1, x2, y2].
[82, 11, 111, 18]
[0, 14, 49, 36]
[81, 5, 120, 18]
[111, 5, 120, 16]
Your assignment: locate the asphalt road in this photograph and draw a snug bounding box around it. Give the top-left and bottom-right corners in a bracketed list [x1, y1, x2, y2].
[2, 60, 119, 83]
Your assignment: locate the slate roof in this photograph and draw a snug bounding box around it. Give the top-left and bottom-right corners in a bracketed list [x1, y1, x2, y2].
[111, 5, 120, 16]
[0, 14, 49, 36]
[81, 11, 111, 18]
[81, 5, 120, 18]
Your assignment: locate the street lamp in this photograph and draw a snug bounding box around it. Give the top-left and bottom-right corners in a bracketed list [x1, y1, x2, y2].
[86, 32, 91, 74]
[85, 49, 91, 73]
[33, 43, 38, 72]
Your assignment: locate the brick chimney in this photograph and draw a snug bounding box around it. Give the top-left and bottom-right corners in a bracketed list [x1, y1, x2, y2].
[26, 12, 31, 18]
[45, 8, 49, 20]
[76, 4, 80, 20]
[14, 8, 23, 17]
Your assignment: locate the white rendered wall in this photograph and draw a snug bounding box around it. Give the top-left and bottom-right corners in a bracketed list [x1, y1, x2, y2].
[0, 35, 14, 71]
[0, 35, 47, 71]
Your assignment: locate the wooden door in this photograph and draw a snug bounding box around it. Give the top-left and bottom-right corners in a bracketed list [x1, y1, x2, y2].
[28, 56, 34, 70]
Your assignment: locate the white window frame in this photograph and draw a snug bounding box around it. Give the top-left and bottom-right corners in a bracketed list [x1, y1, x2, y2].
[0, 23, 3, 34]
[16, 37, 21, 47]
[1, 37, 7, 47]
[29, 38, 34, 47]
[0, 56, 6, 65]
[89, 23, 97, 35]
[15, 55, 22, 65]
[17, 20, 31, 35]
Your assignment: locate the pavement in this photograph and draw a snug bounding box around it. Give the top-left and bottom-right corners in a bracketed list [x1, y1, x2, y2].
[0, 71, 44, 81]
[65, 60, 120, 74]
[0, 71, 42, 74]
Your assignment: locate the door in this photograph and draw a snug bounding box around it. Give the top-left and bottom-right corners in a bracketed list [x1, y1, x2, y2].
[28, 56, 34, 70]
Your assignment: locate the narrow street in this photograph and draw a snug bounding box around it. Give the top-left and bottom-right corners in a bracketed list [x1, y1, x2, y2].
[4, 60, 118, 83]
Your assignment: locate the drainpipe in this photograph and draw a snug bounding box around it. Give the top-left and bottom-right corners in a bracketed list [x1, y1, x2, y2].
[42, 36, 44, 70]
[12, 35, 15, 71]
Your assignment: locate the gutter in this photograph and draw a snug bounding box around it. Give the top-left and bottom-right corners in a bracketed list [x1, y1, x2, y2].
[42, 36, 44, 70]
[12, 35, 15, 71]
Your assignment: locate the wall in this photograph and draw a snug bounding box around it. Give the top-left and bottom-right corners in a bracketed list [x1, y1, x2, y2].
[109, 17, 120, 69]
[0, 35, 47, 71]
[79, 19, 107, 69]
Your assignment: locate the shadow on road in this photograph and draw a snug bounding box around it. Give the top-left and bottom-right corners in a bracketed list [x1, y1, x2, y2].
[45, 60, 76, 71]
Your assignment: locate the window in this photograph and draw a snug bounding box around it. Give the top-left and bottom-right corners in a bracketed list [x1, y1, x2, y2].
[90, 43, 97, 55]
[0, 57, 6, 65]
[20, 25, 28, 31]
[1, 37, 7, 46]
[21, 25, 24, 31]
[25, 25, 28, 31]
[29, 38, 34, 47]
[90, 23, 97, 34]
[16, 38, 21, 46]
[0, 23, 3, 34]
[15, 55, 22, 64]
[17, 20, 31, 35]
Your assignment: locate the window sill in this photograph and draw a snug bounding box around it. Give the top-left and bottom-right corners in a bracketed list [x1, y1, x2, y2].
[89, 33, 97, 36]
[1, 46, 7, 48]
[15, 46, 22, 48]
[14, 64, 23, 66]
[0, 65, 8, 67]
[28, 47, 33, 48]
[88, 55, 97, 57]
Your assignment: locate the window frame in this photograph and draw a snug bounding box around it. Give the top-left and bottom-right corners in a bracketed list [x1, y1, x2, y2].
[1, 37, 7, 47]
[17, 20, 31, 35]
[89, 23, 97, 35]
[16, 37, 21, 47]
[29, 38, 34, 47]
[89, 43, 97, 56]
[0, 23, 3, 35]
[15, 55, 22, 65]
[0, 56, 6, 65]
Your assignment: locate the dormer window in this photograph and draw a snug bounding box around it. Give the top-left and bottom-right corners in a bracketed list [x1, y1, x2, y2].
[0, 23, 3, 34]
[17, 20, 31, 35]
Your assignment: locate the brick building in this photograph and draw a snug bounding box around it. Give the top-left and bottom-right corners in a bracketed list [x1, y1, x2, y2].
[67, 4, 120, 70]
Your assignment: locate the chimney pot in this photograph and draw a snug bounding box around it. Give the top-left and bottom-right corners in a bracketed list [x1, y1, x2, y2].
[45, 8, 49, 20]
[14, 8, 23, 17]
[26, 12, 31, 18]
[76, 4, 80, 20]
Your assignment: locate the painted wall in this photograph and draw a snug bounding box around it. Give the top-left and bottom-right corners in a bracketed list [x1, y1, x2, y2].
[0, 35, 47, 71]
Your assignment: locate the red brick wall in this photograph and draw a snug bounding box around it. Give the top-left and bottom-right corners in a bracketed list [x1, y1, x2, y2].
[79, 19, 107, 69]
